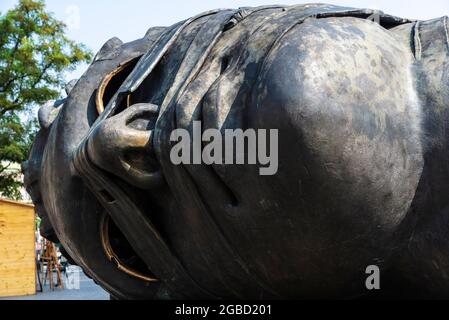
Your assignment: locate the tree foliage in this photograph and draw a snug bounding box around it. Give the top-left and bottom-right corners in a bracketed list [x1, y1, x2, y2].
[0, 0, 92, 199]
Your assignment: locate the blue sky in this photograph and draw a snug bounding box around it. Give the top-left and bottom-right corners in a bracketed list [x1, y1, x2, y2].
[1, 0, 449, 83]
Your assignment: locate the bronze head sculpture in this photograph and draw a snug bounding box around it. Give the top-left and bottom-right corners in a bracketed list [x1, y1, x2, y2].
[23, 4, 449, 299]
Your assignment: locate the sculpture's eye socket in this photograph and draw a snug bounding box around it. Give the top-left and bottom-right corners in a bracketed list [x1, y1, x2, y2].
[96, 56, 141, 115]
[100, 213, 158, 282]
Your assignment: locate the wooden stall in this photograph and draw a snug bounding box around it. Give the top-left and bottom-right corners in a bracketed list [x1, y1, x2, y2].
[0, 198, 36, 297]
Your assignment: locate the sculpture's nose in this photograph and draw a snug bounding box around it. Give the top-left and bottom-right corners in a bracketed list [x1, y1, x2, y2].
[87, 103, 163, 189]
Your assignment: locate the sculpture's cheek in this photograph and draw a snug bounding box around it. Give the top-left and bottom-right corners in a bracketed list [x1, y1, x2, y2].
[256, 16, 423, 226]
[233, 17, 424, 295]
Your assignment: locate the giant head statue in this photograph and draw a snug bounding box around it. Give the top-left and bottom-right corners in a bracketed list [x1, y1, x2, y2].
[23, 4, 449, 299]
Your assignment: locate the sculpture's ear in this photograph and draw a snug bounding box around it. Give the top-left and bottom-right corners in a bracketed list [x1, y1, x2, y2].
[38, 78, 79, 129]
[38, 99, 64, 129]
[87, 103, 163, 190]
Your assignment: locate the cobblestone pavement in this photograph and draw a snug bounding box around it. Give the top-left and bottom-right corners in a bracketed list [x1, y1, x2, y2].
[0, 266, 109, 300]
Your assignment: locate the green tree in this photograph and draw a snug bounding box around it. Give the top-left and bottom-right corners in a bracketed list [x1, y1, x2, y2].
[0, 0, 92, 199]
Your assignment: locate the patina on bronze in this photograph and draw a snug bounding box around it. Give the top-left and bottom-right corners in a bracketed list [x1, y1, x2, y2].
[23, 4, 449, 299]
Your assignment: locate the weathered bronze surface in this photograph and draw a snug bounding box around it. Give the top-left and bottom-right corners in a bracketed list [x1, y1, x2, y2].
[23, 4, 449, 299]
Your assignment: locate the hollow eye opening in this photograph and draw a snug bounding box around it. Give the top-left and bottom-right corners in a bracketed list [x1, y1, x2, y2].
[100, 213, 158, 282]
[96, 57, 141, 115]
